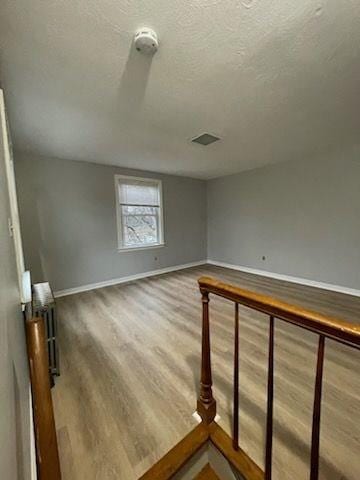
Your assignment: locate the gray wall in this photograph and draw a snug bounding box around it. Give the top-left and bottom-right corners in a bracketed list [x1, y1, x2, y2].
[0, 135, 31, 476]
[15, 153, 207, 292]
[208, 149, 360, 289]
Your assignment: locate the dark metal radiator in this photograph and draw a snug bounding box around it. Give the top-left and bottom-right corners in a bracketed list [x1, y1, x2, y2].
[32, 282, 60, 386]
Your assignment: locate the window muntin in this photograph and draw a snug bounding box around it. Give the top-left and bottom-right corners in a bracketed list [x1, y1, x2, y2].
[115, 176, 164, 250]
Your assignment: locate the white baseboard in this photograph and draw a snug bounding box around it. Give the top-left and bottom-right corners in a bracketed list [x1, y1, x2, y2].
[54, 260, 207, 298]
[54, 258, 360, 299]
[207, 259, 360, 298]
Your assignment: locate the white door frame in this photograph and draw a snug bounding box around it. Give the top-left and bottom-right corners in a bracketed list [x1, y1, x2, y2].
[0, 89, 26, 302]
[0, 88, 37, 479]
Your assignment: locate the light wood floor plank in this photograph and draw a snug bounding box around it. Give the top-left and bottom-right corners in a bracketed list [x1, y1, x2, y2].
[52, 265, 360, 479]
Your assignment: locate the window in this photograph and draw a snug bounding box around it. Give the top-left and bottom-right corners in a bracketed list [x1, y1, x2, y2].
[115, 175, 164, 251]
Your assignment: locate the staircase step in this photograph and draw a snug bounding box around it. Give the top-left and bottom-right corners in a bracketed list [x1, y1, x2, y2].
[194, 463, 220, 480]
[139, 421, 263, 480]
[209, 423, 264, 480]
[138, 423, 209, 480]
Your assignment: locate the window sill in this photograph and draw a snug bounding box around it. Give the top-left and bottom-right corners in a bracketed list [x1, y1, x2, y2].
[117, 243, 165, 253]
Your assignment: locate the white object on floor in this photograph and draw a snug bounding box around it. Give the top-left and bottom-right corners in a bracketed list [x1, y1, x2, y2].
[192, 411, 221, 424]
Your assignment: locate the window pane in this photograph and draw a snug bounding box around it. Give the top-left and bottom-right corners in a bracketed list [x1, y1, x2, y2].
[122, 206, 159, 246]
[119, 182, 159, 206]
[123, 205, 157, 215]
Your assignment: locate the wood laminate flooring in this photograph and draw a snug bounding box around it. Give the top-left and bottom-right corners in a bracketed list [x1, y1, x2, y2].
[52, 265, 360, 480]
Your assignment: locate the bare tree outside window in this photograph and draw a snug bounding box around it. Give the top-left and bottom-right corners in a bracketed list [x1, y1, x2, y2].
[115, 176, 164, 250]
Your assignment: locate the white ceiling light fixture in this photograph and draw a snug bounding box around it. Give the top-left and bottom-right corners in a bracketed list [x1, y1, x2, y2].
[134, 28, 159, 55]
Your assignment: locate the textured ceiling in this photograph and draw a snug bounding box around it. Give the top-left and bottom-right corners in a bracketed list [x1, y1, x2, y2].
[1, 0, 360, 179]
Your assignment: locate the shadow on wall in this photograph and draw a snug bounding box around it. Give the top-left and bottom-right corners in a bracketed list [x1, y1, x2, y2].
[19, 182, 45, 283]
[22, 183, 87, 287]
[13, 364, 25, 480]
[34, 187, 89, 289]
[6, 300, 31, 480]
[35, 189, 58, 284]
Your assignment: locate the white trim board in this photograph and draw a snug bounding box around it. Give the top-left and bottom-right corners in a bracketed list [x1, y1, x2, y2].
[207, 260, 360, 298]
[53, 260, 207, 298]
[54, 259, 360, 299]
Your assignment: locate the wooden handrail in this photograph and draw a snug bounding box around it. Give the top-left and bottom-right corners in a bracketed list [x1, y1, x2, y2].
[198, 276, 360, 348]
[197, 276, 360, 480]
[26, 316, 61, 480]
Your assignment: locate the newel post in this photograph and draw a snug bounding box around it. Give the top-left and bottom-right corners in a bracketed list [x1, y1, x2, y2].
[197, 289, 216, 424]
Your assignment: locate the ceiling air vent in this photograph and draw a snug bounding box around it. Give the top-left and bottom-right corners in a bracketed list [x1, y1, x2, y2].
[191, 133, 220, 146]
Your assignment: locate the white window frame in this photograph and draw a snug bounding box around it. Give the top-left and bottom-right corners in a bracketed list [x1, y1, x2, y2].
[115, 174, 165, 252]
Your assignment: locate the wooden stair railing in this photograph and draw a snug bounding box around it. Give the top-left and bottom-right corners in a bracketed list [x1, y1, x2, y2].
[139, 420, 264, 480]
[26, 316, 61, 480]
[197, 276, 360, 480]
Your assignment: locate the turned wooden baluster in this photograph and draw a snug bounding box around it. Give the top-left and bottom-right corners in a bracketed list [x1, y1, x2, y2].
[310, 335, 325, 480]
[26, 316, 61, 480]
[265, 316, 275, 480]
[233, 302, 240, 450]
[197, 289, 217, 424]
[197, 275, 360, 479]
